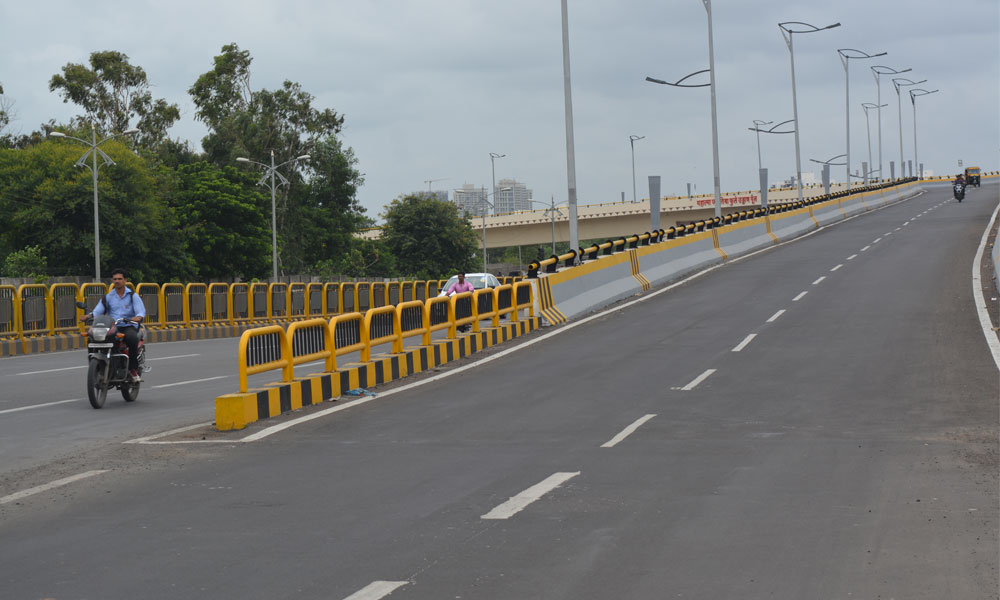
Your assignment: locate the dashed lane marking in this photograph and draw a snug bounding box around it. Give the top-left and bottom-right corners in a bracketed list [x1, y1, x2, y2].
[681, 369, 717, 391]
[342, 581, 409, 600]
[602, 414, 657, 448]
[732, 334, 757, 352]
[481, 472, 580, 519]
[767, 309, 786, 323]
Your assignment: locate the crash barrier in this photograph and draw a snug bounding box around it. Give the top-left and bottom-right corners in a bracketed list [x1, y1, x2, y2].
[219, 288, 541, 430]
[0, 277, 524, 356]
[527, 178, 928, 325]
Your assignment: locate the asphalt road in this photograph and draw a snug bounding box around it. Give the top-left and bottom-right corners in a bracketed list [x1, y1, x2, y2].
[1, 182, 997, 599]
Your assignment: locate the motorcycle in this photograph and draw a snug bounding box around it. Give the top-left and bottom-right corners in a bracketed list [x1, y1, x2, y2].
[77, 301, 149, 409]
[953, 182, 966, 202]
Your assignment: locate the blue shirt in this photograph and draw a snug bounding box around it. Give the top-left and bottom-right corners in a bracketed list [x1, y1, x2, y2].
[93, 288, 146, 327]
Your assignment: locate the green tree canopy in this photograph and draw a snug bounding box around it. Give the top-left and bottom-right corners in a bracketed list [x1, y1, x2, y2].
[380, 195, 479, 279]
[172, 162, 272, 280]
[0, 136, 190, 280]
[49, 50, 180, 148]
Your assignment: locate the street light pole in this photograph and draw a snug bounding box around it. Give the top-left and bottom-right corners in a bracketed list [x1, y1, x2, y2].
[871, 66, 911, 180]
[236, 151, 310, 280]
[560, 0, 580, 258]
[779, 21, 841, 202]
[489, 152, 505, 212]
[748, 119, 794, 207]
[751, 120, 772, 172]
[48, 125, 139, 281]
[838, 48, 886, 186]
[703, 0, 722, 220]
[629, 135, 644, 203]
[909, 88, 938, 179]
[892, 77, 926, 179]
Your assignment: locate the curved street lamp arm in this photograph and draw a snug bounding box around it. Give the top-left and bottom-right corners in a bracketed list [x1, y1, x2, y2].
[892, 77, 926, 91]
[872, 65, 911, 75]
[837, 48, 887, 60]
[749, 119, 795, 134]
[645, 69, 711, 88]
[809, 153, 847, 166]
[779, 21, 841, 34]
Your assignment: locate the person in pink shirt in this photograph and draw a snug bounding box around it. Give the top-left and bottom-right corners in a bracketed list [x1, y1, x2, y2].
[445, 272, 475, 295]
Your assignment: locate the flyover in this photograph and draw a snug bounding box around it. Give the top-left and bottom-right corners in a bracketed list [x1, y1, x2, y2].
[0, 178, 997, 599]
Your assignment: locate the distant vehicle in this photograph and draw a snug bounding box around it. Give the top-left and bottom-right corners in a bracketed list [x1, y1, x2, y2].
[437, 273, 502, 297]
[954, 182, 966, 202]
[964, 166, 981, 187]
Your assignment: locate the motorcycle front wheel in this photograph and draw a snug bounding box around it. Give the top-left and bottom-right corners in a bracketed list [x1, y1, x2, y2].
[87, 359, 108, 409]
[122, 381, 139, 402]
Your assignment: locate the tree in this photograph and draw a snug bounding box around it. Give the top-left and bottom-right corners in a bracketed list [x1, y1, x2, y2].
[0, 136, 190, 280]
[314, 238, 396, 279]
[172, 161, 271, 280]
[380, 195, 479, 279]
[191, 44, 362, 274]
[3, 245, 49, 282]
[49, 51, 180, 148]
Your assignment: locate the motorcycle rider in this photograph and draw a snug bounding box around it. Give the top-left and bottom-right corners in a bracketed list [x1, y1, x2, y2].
[82, 268, 146, 382]
[954, 173, 966, 187]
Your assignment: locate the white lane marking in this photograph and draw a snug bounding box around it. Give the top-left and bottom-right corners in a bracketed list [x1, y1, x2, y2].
[903, 221, 910, 226]
[732, 334, 757, 353]
[0, 398, 82, 415]
[148, 353, 201, 361]
[1, 470, 108, 505]
[813, 276, 826, 285]
[124, 422, 214, 444]
[294, 360, 324, 369]
[884, 232, 893, 236]
[767, 309, 786, 322]
[140, 188, 935, 444]
[831, 264, 844, 272]
[793, 291, 808, 302]
[16, 365, 86, 376]
[860, 245, 871, 252]
[481, 472, 580, 519]
[895, 227, 902, 231]
[152, 376, 229, 389]
[873, 237, 882, 244]
[342, 581, 408, 600]
[601, 414, 656, 448]
[972, 200, 1000, 372]
[847, 254, 858, 260]
[681, 369, 717, 391]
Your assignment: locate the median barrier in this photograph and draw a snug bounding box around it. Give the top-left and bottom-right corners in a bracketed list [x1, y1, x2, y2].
[717, 217, 776, 256]
[767, 204, 817, 241]
[216, 295, 541, 431]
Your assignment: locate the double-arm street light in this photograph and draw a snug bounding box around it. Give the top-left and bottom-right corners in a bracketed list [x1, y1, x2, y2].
[748, 119, 794, 207]
[909, 88, 938, 179]
[629, 135, 644, 203]
[861, 102, 888, 182]
[646, 0, 723, 219]
[892, 77, 926, 178]
[489, 152, 505, 210]
[779, 20, 841, 202]
[236, 150, 310, 281]
[871, 65, 911, 179]
[838, 48, 886, 186]
[810, 153, 846, 194]
[49, 126, 139, 281]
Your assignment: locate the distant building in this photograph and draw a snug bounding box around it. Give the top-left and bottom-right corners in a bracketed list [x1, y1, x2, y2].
[453, 184, 488, 217]
[493, 179, 533, 214]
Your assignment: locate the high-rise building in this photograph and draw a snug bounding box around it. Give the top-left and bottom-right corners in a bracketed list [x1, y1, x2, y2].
[453, 184, 488, 217]
[493, 179, 532, 214]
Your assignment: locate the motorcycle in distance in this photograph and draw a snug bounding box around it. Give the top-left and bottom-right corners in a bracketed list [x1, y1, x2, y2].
[76, 301, 149, 409]
[953, 182, 966, 202]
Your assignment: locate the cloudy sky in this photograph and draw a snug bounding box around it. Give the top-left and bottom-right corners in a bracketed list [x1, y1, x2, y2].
[3, 1, 997, 222]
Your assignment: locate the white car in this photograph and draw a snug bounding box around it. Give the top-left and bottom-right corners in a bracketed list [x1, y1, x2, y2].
[437, 273, 502, 297]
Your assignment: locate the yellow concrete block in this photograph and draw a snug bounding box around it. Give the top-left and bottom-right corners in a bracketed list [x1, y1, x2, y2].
[215, 391, 258, 431]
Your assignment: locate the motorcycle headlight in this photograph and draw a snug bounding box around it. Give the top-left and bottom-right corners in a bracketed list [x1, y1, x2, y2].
[91, 326, 110, 341]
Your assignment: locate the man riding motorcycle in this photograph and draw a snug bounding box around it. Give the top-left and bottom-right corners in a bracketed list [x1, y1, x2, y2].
[82, 268, 146, 382]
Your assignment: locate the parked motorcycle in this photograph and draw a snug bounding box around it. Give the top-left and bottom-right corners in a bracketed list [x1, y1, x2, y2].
[76, 301, 149, 409]
[953, 182, 966, 202]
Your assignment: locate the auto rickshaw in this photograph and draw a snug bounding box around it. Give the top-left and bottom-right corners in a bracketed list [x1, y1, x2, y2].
[964, 166, 981, 187]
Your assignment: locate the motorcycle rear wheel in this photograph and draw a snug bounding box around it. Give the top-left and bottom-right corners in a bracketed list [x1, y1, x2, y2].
[87, 360, 108, 409]
[122, 381, 140, 402]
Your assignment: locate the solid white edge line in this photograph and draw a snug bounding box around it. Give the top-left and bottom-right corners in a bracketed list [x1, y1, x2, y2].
[124, 422, 215, 444]
[481, 472, 580, 519]
[793, 291, 808, 302]
[601, 414, 657, 448]
[16, 365, 87, 376]
[767, 309, 786, 323]
[1, 470, 108, 505]
[152, 375, 229, 389]
[732, 334, 757, 352]
[142, 188, 933, 444]
[813, 276, 826, 285]
[342, 581, 408, 600]
[972, 200, 1000, 372]
[148, 353, 201, 361]
[681, 369, 717, 391]
[0, 398, 82, 415]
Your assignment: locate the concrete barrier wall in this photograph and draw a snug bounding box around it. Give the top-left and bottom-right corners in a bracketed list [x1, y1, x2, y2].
[534, 181, 929, 325]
